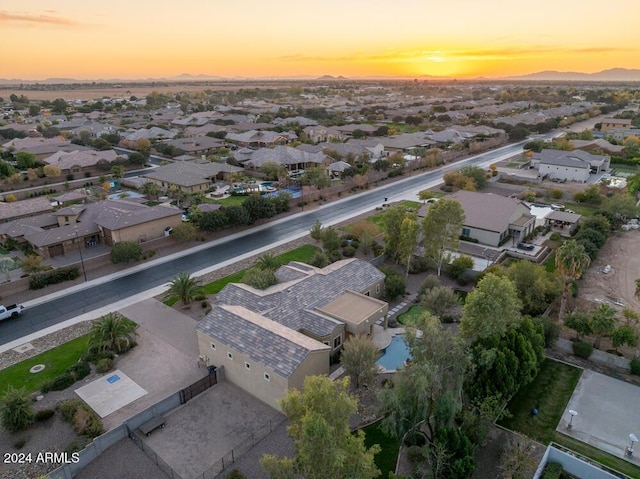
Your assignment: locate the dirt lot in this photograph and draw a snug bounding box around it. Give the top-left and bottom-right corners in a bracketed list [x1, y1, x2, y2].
[576, 229, 640, 314]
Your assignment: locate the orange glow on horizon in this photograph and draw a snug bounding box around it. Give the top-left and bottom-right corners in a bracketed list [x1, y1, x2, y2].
[1, 0, 640, 80]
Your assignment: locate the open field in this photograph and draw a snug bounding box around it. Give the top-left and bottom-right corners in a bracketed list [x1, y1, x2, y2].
[576, 230, 640, 314]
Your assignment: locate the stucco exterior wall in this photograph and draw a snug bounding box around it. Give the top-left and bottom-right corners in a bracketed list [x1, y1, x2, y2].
[539, 164, 589, 182]
[109, 212, 181, 244]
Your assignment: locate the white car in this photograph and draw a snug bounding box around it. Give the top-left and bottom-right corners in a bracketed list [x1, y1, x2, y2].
[550, 204, 565, 211]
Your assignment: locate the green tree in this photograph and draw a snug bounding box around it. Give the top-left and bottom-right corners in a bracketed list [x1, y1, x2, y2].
[555, 240, 591, 321]
[243, 194, 276, 223]
[15, 151, 39, 169]
[466, 317, 545, 402]
[422, 199, 465, 276]
[421, 286, 460, 322]
[89, 313, 137, 354]
[1, 386, 34, 433]
[341, 335, 380, 388]
[612, 325, 638, 353]
[260, 161, 288, 181]
[110, 165, 124, 179]
[309, 220, 323, 241]
[198, 210, 228, 232]
[383, 205, 409, 262]
[460, 273, 522, 340]
[320, 226, 342, 256]
[261, 376, 380, 479]
[448, 255, 474, 280]
[165, 272, 200, 305]
[300, 166, 331, 188]
[503, 260, 562, 316]
[171, 223, 197, 242]
[398, 215, 419, 277]
[589, 304, 618, 349]
[600, 193, 639, 221]
[458, 165, 487, 189]
[565, 311, 592, 340]
[380, 312, 468, 445]
[110, 241, 143, 263]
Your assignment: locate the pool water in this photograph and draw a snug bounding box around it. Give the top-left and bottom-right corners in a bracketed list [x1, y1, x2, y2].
[376, 334, 411, 371]
[262, 187, 302, 199]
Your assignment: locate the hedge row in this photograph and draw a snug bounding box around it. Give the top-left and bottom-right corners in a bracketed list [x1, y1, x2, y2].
[29, 266, 79, 290]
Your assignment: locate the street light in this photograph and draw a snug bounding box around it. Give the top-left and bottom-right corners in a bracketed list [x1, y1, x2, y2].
[627, 433, 638, 457]
[75, 231, 88, 282]
[567, 410, 578, 430]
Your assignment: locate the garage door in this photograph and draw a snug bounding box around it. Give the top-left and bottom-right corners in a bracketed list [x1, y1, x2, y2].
[48, 244, 64, 257]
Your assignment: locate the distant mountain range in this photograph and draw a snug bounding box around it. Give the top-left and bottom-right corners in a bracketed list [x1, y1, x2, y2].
[1, 68, 640, 85]
[503, 68, 640, 82]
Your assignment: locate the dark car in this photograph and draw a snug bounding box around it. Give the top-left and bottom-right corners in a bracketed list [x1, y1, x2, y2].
[517, 242, 535, 251]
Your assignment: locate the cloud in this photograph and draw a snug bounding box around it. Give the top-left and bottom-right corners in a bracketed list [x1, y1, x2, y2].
[0, 11, 82, 27]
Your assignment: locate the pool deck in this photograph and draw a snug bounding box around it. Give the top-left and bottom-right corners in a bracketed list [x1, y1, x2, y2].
[372, 324, 404, 350]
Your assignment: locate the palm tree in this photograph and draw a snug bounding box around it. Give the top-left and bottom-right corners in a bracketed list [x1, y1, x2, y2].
[555, 240, 591, 321]
[89, 313, 137, 354]
[255, 253, 281, 271]
[141, 181, 160, 201]
[165, 272, 200, 305]
[589, 304, 618, 349]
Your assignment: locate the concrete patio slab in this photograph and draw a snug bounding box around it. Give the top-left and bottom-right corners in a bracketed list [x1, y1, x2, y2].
[75, 370, 147, 418]
[559, 369, 640, 466]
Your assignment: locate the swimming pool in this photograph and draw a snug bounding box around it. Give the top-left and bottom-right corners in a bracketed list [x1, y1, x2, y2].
[262, 187, 302, 199]
[376, 334, 411, 371]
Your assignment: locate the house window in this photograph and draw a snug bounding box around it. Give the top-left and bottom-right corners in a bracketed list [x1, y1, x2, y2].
[64, 216, 69, 222]
[210, 343, 216, 350]
[462, 228, 470, 237]
[333, 335, 342, 349]
[245, 362, 251, 371]
[376, 284, 380, 294]
[227, 352, 233, 360]
[264, 372, 270, 381]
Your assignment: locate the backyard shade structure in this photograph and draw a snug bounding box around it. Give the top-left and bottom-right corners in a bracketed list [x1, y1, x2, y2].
[545, 210, 582, 236]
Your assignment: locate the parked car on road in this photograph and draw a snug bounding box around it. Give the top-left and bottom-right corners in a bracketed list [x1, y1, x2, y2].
[0, 304, 24, 321]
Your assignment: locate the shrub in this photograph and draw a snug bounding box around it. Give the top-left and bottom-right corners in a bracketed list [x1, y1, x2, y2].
[58, 399, 84, 422]
[341, 245, 356, 257]
[406, 445, 425, 464]
[73, 406, 104, 438]
[29, 266, 79, 290]
[35, 409, 55, 422]
[242, 268, 277, 289]
[404, 430, 427, 447]
[95, 358, 114, 374]
[49, 374, 76, 391]
[542, 462, 563, 479]
[448, 255, 474, 279]
[572, 341, 593, 359]
[193, 294, 206, 301]
[110, 241, 143, 264]
[201, 301, 208, 308]
[630, 358, 640, 376]
[309, 251, 330, 268]
[0, 386, 34, 432]
[66, 361, 90, 382]
[225, 470, 247, 479]
[549, 232, 561, 241]
[382, 269, 406, 301]
[408, 256, 430, 274]
[64, 438, 89, 455]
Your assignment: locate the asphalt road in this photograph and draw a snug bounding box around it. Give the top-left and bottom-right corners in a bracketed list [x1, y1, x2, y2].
[0, 139, 540, 345]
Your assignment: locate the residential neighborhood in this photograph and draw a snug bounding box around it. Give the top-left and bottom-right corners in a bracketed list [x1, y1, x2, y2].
[0, 79, 639, 479]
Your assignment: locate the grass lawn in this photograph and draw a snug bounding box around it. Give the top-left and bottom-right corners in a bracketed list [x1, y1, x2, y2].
[211, 195, 247, 207]
[565, 202, 599, 217]
[506, 162, 521, 167]
[361, 420, 399, 477]
[368, 200, 422, 228]
[611, 164, 639, 174]
[0, 334, 90, 394]
[498, 359, 640, 477]
[397, 305, 427, 325]
[498, 359, 582, 444]
[543, 251, 556, 273]
[165, 244, 320, 303]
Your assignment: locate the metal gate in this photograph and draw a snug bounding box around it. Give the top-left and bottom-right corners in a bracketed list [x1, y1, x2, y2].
[179, 369, 217, 404]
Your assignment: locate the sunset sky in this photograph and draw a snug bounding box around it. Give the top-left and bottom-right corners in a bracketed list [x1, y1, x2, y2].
[2, 0, 640, 80]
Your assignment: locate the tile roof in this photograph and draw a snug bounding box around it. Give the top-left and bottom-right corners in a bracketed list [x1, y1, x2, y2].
[43, 149, 118, 170]
[197, 305, 329, 378]
[234, 145, 327, 168]
[215, 258, 385, 338]
[0, 197, 53, 222]
[451, 191, 532, 233]
[24, 222, 100, 247]
[143, 161, 242, 187]
[77, 199, 181, 230]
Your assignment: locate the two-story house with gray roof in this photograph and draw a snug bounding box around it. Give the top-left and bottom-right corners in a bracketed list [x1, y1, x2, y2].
[196, 258, 388, 410]
[531, 149, 610, 182]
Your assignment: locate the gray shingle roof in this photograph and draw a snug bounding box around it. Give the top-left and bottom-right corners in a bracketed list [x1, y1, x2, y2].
[143, 161, 243, 187]
[451, 191, 532, 233]
[197, 305, 328, 378]
[215, 258, 385, 338]
[77, 199, 181, 230]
